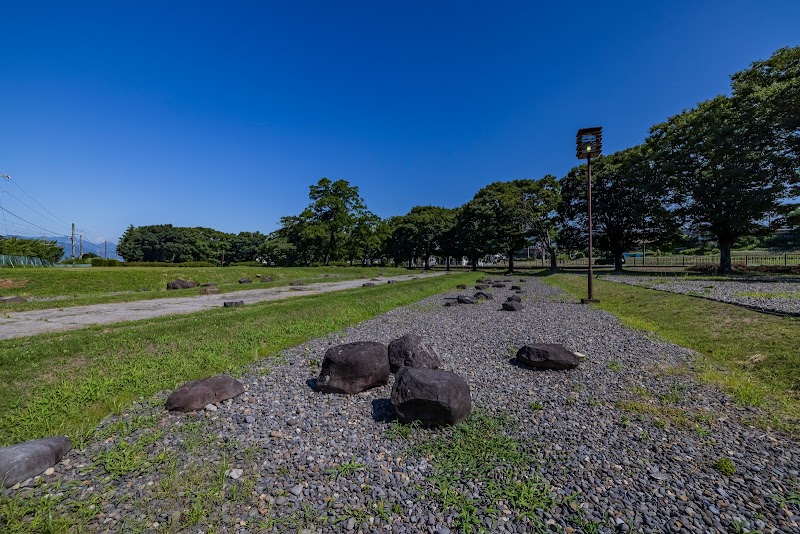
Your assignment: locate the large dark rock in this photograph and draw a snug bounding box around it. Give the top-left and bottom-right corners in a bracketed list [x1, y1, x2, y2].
[238, 278, 253, 284]
[387, 280, 397, 284]
[502, 301, 523, 311]
[223, 300, 244, 307]
[511, 285, 522, 290]
[492, 283, 506, 288]
[507, 295, 521, 303]
[166, 278, 198, 290]
[516, 344, 579, 370]
[391, 367, 471, 426]
[473, 291, 493, 300]
[388, 334, 441, 373]
[457, 295, 476, 304]
[166, 375, 245, 412]
[316, 342, 389, 394]
[456, 284, 467, 289]
[475, 284, 489, 290]
[0, 437, 72, 488]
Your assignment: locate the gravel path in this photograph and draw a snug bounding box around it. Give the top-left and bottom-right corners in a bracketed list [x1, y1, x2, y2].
[5, 279, 799, 533]
[605, 275, 800, 315]
[0, 273, 441, 340]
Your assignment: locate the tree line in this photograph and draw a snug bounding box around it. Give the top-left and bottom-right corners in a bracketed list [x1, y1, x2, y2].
[118, 47, 799, 273]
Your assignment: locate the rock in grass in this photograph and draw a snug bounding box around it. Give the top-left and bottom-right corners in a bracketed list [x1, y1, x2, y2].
[200, 287, 220, 295]
[516, 344, 579, 370]
[201, 282, 217, 287]
[0, 296, 27, 303]
[0, 437, 72, 488]
[238, 278, 252, 284]
[391, 367, 471, 425]
[456, 284, 467, 289]
[166, 278, 198, 290]
[388, 333, 441, 373]
[502, 301, 523, 311]
[387, 280, 397, 284]
[316, 342, 389, 394]
[223, 300, 244, 307]
[166, 375, 245, 412]
[260, 276, 274, 282]
[362, 282, 376, 287]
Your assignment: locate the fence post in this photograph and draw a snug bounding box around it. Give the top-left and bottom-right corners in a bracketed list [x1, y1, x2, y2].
[745, 255, 748, 266]
[785, 254, 788, 266]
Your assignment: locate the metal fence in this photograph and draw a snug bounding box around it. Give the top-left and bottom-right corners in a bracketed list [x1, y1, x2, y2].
[510, 254, 800, 268]
[0, 254, 52, 267]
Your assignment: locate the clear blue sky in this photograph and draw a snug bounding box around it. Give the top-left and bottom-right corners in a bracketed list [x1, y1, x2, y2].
[2, 1, 799, 245]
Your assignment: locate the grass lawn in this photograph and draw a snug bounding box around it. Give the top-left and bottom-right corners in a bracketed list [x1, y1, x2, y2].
[540, 272, 800, 435]
[0, 272, 474, 446]
[0, 266, 410, 311]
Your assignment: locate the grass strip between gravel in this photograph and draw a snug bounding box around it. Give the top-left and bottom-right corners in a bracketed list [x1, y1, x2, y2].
[540, 272, 800, 435]
[0, 272, 474, 447]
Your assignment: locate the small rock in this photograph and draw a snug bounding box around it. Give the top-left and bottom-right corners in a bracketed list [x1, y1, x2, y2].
[205, 404, 218, 412]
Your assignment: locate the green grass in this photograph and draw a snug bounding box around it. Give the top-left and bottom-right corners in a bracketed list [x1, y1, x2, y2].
[541, 273, 800, 434]
[0, 265, 410, 311]
[0, 272, 474, 446]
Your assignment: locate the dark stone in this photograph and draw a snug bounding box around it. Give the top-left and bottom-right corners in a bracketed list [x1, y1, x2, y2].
[166, 278, 198, 290]
[316, 342, 390, 394]
[515, 344, 579, 370]
[0, 296, 27, 303]
[387, 280, 397, 284]
[166, 375, 245, 412]
[503, 279, 511, 283]
[473, 291, 493, 300]
[515, 290, 524, 294]
[238, 278, 252, 284]
[391, 367, 471, 426]
[456, 284, 467, 289]
[289, 282, 304, 286]
[507, 295, 521, 303]
[0, 437, 72, 488]
[261, 276, 274, 282]
[475, 284, 489, 290]
[457, 295, 476, 304]
[362, 282, 376, 287]
[223, 300, 244, 307]
[371, 279, 381, 281]
[444, 302, 455, 307]
[200, 287, 220, 295]
[200, 282, 217, 287]
[492, 283, 506, 288]
[388, 333, 441, 373]
[511, 285, 522, 290]
[502, 301, 523, 311]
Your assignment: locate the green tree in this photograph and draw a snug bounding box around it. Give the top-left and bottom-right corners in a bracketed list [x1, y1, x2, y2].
[560, 146, 678, 272]
[647, 95, 798, 273]
[520, 175, 562, 270]
[305, 178, 367, 266]
[0, 236, 63, 264]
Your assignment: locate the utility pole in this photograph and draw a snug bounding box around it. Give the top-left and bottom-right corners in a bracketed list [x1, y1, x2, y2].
[104, 240, 108, 259]
[71, 223, 75, 267]
[79, 234, 83, 258]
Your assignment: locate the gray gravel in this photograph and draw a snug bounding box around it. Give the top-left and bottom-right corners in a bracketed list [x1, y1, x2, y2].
[605, 275, 800, 315]
[5, 278, 800, 533]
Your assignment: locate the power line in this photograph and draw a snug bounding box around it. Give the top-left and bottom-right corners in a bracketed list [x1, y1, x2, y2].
[0, 205, 66, 237]
[0, 187, 70, 234]
[4, 175, 71, 228]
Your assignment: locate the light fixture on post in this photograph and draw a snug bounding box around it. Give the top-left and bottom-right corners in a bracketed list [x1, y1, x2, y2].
[576, 127, 602, 304]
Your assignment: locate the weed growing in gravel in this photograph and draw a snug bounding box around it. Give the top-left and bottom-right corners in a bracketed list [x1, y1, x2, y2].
[327, 456, 367, 478]
[412, 414, 561, 532]
[712, 457, 736, 476]
[385, 420, 419, 440]
[770, 489, 800, 509]
[529, 401, 544, 410]
[606, 359, 623, 372]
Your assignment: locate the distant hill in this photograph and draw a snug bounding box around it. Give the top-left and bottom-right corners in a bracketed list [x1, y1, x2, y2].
[2, 235, 119, 260]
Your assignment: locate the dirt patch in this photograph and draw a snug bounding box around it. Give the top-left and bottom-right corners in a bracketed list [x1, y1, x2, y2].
[0, 278, 29, 290]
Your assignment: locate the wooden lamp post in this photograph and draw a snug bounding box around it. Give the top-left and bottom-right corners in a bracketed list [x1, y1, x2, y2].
[576, 127, 602, 303]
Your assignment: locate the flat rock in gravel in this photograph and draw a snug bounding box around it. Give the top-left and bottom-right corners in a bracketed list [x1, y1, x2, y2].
[475, 284, 489, 290]
[473, 291, 493, 300]
[362, 283, 376, 287]
[502, 301, 523, 311]
[388, 333, 441, 373]
[0, 296, 27, 303]
[166, 375, 245, 412]
[166, 278, 198, 290]
[507, 295, 521, 303]
[516, 343, 579, 370]
[316, 341, 389, 394]
[0, 437, 72, 488]
[457, 295, 476, 304]
[391, 367, 471, 425]
[223, 300, 244, 307]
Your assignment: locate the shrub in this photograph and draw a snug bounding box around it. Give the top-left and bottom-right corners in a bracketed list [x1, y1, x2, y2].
[91, 258, 108, 267]
[229, 261, 264, 267]
[120, 261, 215, 268]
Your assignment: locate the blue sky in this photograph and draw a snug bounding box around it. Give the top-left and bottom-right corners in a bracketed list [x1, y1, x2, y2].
[1, 1, 799, 245]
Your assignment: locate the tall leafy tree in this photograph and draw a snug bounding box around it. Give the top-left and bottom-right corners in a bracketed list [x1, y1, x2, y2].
[648, 94, 798, 273]
[560, 146, 678, 271]
[305, 178, 367, 266]
[454, 197, 496, 271]
[520, 175, 562, 270]
[0, 236, 63, 263]
[466, 181, 530, 272]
